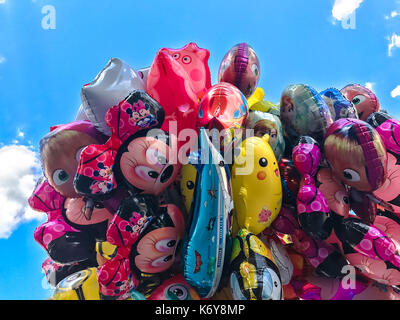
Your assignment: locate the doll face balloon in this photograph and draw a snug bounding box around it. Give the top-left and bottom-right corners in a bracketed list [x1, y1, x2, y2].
[40, 121, 106, 198]
[280, 84, 333, 147]
[246, 111, 285, 162]
[324, 118, 387, 192]
[218, 43, 260, 98]
[81, 58, 146, 136]
[341, 84, 380, 121]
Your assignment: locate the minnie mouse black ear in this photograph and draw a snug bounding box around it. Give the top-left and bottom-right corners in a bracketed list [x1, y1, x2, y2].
[106, 90, 166, 143]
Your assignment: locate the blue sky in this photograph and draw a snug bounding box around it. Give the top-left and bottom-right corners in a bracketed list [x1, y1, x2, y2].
[0, 0, 399, 300]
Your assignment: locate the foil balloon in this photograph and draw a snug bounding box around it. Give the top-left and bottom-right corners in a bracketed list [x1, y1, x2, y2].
[51, 268, 100, 300]
[245, 110, 285, 162]
[292, 136, 333, 240]
[247, 87, 265, 108]
[148, 274, 201, 300]
[340, 212, 400, 286]
[218, 43, 260, 98]
[230, 228, 282, 300]
[182, 128, 233, 298]
[97, 194, 160, 300]
[147, 42, 211, 134]
[29, 178, 98, 265]
[280, 84, 333, 148]
[291, 272, 400, 300]
[373, 152, 400, 215]
[74, 90, 171, 201]
[367, 111, 400, 155]
[367, 112, 400, 215]
[179, 163, 198, 216]
[81, 58, 146, 136]
[197, 82, 249, 131]
[279, 159, 301, 206]
[130, 203, 185, 298]
[320, 88, 357, 120]
[324, 118, 387, 193]
[42, 258, 95, 288]
[341, 83, 380, 121]
[160, 43, 211, 99]
[333, 216, 400, 284]
[39, 120, 108, 199]
[250, 99, 280, 117]
[315, 167, 350, 219]
[137, 66, 150, 90]
[231, 134, 282, 235]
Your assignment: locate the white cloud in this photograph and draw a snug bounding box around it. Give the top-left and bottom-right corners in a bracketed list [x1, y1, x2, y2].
[365, 82, 375, 91]
[0, 56, 5, 64]
[17, 128, 24, 138]
[391, 85, 400, 98]
[332, 0, 364, 21]
[0, 0, 5, 4]
[391, 10, 400, 18]
[0, 145, 45, 239]
[388, 33, 400, 56]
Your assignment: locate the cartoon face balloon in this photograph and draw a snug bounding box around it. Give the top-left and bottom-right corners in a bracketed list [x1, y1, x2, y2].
[161, 43, 211, 99]
[218, 43, 260, 98]
[179, 164, 198, 215]
[114, 130, 181, 196]
[324, 118, 387, 192]
[129, 204, 185, 277]
[320, 88, 357, 121]
[231, 134, 282, 235]
[230, 229, 282, 300]
[341, 84, 380, 121]
[197, 82, 249, 131]
[75, 90, 177, 200]
[39, 121, 107, 198]
[146, 42, 211, 134]
[148, 274, 201, 300]
[245, 110, 285, 162]
[81, 58, 146, 136]
[280, 84, 333, 148]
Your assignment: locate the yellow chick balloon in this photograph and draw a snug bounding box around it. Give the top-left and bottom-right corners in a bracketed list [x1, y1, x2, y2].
[180, 164, 198, 216]
[231, 134, 282, 235]
[247, 87, 265, 108]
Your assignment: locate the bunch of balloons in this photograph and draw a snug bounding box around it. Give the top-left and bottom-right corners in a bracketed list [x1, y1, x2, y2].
[29, 41, 400, 300]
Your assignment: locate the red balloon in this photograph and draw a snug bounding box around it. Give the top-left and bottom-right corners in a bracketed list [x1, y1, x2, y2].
[197, 82, 248, 131]
[147, 42, 211, 135]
